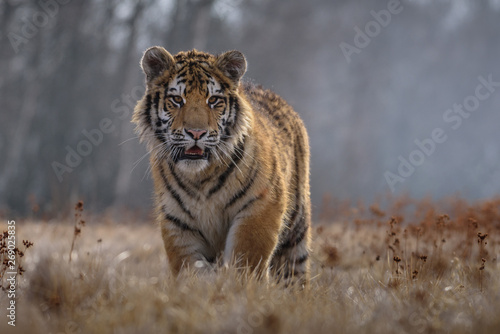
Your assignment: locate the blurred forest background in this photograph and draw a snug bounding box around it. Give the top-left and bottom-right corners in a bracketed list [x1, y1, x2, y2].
[1, 0, 499, 217]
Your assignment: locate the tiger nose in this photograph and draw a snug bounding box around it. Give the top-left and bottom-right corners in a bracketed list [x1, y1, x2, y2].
[185, 129, 207, 140]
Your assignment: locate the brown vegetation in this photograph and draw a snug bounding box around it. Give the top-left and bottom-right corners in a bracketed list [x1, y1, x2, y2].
[1, 196, 499, 333]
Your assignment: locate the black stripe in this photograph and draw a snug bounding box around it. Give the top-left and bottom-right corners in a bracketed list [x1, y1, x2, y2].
[294, 142, 300, 188]
[177, 65, 188, 78]
[233, 96, 240, 127]
[221, 96, 228, 109]
[154, 129, 164, 143]
[277, 202, 300, 248]
[227, 96, 234, 125]
[293, 218, 309, 246]
[294, 252, 309, 265]
[198, 66, 213, 79]
[160, 166, 195, 219]
[279, 216, 308, 250]
[165, 213, 194, 232]
[196, 72, 206, 84]
[168, 163, 198, 199]
[208, 137, 246, 196]
[223, 127, 231, 139]
[199, 174, 214, 187]
[171, 146, 184, 163]
[274, 204, 298, 255]
[154, 92, 162, 128]
[236, 195, 261, 215]
[225, 161, 258, 209]
[144, 94, 152, 126]
[287, 203, 300, 229]
[164, 212, 208, 244]
[219, 81, 229, 91]
[283, 270, 301, 280]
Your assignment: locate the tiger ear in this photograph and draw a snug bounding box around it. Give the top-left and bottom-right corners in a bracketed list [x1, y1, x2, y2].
[215, 50, 247, 83]
[141, 46, 175, 81]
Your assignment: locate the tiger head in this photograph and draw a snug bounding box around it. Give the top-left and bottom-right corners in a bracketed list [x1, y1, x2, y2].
[133, 47, 251, 173]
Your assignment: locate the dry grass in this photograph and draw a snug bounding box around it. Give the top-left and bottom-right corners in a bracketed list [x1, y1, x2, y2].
[1, 196, 500, 334]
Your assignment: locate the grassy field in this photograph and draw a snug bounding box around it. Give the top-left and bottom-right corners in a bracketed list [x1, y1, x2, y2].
[1, 196, 500, 334]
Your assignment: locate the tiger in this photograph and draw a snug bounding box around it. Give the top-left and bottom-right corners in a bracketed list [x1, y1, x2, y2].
[132, 47, 311, 284]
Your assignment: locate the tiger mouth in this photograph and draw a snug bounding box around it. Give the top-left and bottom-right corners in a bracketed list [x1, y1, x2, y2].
[178, 145, 210, 160]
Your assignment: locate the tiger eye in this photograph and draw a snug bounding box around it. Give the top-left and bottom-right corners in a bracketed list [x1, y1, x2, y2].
[208, 96, 218, 104]
[172, 96, 183, 104]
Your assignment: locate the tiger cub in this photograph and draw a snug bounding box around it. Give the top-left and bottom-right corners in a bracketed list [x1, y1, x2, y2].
[133, 47, 311, 283]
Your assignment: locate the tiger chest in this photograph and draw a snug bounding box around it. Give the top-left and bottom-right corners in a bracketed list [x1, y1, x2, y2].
[179, 191, 234, 252]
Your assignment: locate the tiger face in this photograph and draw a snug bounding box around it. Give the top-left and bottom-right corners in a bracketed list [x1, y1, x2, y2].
[134, 47, 249, 173]
[162, 73, 228, 171]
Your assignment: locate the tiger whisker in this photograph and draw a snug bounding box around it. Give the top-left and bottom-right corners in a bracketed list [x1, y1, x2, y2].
[217, 140, 254, 170]
[130, 141, 166, 174]
[120, 133, 159, 146]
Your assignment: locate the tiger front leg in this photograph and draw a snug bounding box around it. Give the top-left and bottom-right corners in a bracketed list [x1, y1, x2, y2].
[160, 219, 213, 276]
[223, 202, 283, 278]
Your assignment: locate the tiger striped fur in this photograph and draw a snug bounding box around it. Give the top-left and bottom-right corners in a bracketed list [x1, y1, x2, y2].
[132, 47, 311, 284]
